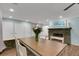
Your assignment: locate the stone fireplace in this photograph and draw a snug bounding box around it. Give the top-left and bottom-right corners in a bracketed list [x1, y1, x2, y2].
[48, 28, 71, 44]
[53, 33, 63, 37]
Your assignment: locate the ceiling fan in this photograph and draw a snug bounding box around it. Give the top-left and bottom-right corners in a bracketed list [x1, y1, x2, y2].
[64, 3, 79, 11]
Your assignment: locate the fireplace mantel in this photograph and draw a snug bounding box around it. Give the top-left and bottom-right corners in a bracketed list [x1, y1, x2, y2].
[48, 28, 72, 44]
[48, 28, 72, 30]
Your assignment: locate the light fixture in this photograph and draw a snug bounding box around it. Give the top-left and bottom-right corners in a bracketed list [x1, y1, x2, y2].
[46, 19, 49, 22]
[9, 16, 13, 18]
[25, 19, 30, 22]
[9, 8, 14, 12]
[59, 16, 63, 19]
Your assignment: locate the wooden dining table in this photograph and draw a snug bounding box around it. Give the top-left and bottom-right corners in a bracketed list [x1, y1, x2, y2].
[19, 37, 67, 56]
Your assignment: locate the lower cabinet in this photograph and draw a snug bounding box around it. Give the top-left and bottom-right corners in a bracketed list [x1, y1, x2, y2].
[4, 40, 16, 48]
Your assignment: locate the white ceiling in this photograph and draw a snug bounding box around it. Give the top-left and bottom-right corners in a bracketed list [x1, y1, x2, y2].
[0, 3, 79, 24]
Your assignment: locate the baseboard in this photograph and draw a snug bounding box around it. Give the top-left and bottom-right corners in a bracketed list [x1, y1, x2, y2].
[4, 40, 16, 48]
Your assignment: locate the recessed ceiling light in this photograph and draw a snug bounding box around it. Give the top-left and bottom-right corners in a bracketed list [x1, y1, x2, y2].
[46, 19, 48, 22]
[9, 8, 14, 12]
[59, 16, 63, 18]
[9, 16, 13, 18]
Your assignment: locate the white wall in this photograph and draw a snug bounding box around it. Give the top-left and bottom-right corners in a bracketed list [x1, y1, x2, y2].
[70, 17, 79, 46]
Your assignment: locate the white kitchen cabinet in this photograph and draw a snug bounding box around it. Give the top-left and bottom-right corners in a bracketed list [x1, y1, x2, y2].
[2, 19, 33, 40]
[14, 21, 33, 38]
[23, 22, 33, 38]
[2, 20, 14, 40]
[0, 11, 6, 52]
[14, 21, 25, 38]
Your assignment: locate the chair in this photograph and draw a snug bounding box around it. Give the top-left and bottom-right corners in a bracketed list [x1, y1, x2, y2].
[15, 39, 27, 56]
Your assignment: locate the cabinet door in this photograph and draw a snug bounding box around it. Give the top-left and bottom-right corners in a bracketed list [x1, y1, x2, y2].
[2, 20, 14, 40]
[14, 21, 25, 38]
[23, 22, 33, 38]
[3, 20, 33, 40]
[15, 22, 33, 38]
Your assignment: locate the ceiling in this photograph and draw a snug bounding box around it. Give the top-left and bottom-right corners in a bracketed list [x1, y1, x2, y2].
[0, 3, 79, 24]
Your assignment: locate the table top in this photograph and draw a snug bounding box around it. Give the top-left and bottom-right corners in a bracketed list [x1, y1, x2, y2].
[19, 37, 67, 56]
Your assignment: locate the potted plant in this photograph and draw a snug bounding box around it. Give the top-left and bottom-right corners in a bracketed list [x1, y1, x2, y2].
[33, 25, 42, 42]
